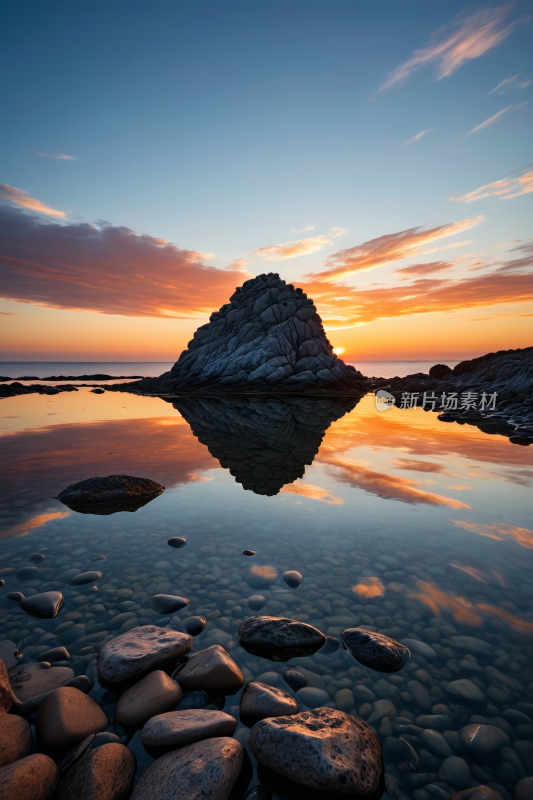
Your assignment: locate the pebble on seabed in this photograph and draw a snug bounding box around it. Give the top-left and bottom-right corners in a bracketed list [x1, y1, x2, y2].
[19, 591, 64, 619]
[282, 570, 302, 589]
[69, 571, 103, 586]
[242, 550, 257, 556]
[167, 537, 187, 548]
[248, 595, 267, 611]
[28, 553, 45, 564]
[0, 580, 4, 588]
[150, 594, 189, 614]
[6, 592, 25, 602]
[16, 566, 39, 581]
[341, 627, 410, 673]
[183, 616, 206, 636]
[282, 669, 308, 691]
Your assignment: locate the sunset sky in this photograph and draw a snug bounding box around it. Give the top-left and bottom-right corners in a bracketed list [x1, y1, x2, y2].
[1, 0, 532, 361]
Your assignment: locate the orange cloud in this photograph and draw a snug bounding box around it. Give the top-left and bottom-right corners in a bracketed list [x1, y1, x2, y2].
[1, 510, 70, 539]
[450, 166, 533, 202]
[391, 458, 446, 473]
[319, 455, 471, 508]
[251, 227, 345, 261]
[377, 6, 518, 93]
[281, 482, 343, 505]
[0, 183, 65, 218]
[452, 519, 533, 549]
[352, 577, 385, 599]
[394, 261, 455, 278]
[308, 216, 483, 282]
[0, 205, 249, 318]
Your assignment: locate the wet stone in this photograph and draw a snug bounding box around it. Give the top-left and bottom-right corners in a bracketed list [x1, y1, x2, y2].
[69, 571, 103, 586]
[29, 553, 46, 564]
[17, 566, 40, 581]
[295, 687, 330, 709]
[97, 625, 193, 683]
[242, 550, 257, 556]
[248, 595, 267, 611]
[0, 640, 22, 670]
[57, 474, 165, 505]
[282, 570, 302, 588]
[167, 537, 187, 548]
[283, 668, 308, 691]
[177, 645, 244, 694]
[401, 638, 436, 660]
[240, 681, 299, 727]
[36, 686, 109, 752]
[342, 627, 410, 673]
[116, 670, 182, 728]
[65, 675, 93, 693]
[54, 742, 136, 800]
[19, 591, 64, 619]
[9, 662, 75, 707]
[6, 591, 24, 601]
[448, 787, 505, 800]
[239, 616, 326, 660]
[141, 708, 237, 747]
[183, 616, 206, 636]
[37, 646, 70, 663]
[150, 594, 189, 614]
[0, 713, 32, 768]
[0, 753, 59, 800]
[176, 690, 210, 710]
[447, 679, 486, 704]
[459, 723, 509, 756]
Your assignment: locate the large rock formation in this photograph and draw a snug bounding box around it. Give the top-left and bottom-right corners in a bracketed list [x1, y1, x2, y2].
[173, 395, 360, 495]
[137, 273, 368, 396]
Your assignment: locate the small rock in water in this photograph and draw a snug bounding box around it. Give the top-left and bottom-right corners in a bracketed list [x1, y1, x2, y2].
[150, 594, 189, 614]
[242, 550, 257, 556]
[447, 679, 486, 704]
[141, 709, 237, 748]
[29, 553, 46, 564]
[283, 669, 308, 691]
[57, 474, 165, 506]
[90, 554, 106, 561]
[176, 690, 210, 710]
[0, 753, 59, 800]
[19, 591, 64, 619]
[36, 687, 108, 751]
[239, 616, 326, 661]
[401, 638, 436, 660]
[167, 537, 187, 548]
[0, 580, 4, 587]
[183, 616, 206, 636]
[6, 592, 25, 602]
[69, 571, 103, 586]
[97, 626, 193, 683]
[342, 627, 410, 673]
[131, 738, 243, 800]
[294, 687, 330, 709]
[459, 723, 509, 755]
[37, 647, 70, 663]
[177, 645, 244, 694]
[64, 676, 93, 694]
[320, 635, 339, 654]
[116, 670, 182, 728]
[248, 595, 267, 611]
[16, 566, 39, 581]
[240, 681, 299, 727]
[249, 707, 383, 795]
[282, 570, 302, 589]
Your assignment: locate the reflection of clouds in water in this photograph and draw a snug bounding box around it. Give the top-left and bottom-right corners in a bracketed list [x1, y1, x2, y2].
[352, 576, 385, 598]
[0, 510, 70, 539]
[280, 482, 343, 505]
[449, 562, 507, 586]
[391, 458, 446, 473]
[320, 456, 471, 508]
[452, 519, 533, 549]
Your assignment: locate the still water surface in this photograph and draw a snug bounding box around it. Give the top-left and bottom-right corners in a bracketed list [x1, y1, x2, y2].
[0, 388, 531, 799]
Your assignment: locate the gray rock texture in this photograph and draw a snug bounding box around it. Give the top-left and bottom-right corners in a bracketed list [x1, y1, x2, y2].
[133, 273, 368, 396]
[58, 474, 164, 506]
[131, 737, 243, 800]
[239, 681, 299, 726]
[173, 395, 360, 495]
[141, 709, 237, 747]
[249, 707, 383, 795]
[97, 626, 192, 683]
[239, 616, 326, 660]
[341, 628, 410, 673]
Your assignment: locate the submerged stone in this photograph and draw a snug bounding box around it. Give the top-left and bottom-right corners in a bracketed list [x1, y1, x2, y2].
[176, 690, 210, 710]
[283, 669, 308, 692]
[37, 646, 69, 663]
[239, 616, 326, 661]
[183, 616, 206, 636]
[6, 592, 25, 602]
[29, 553, 46, 564]
[16, 566, 39, 581]
[97, 626, 193, 684]
[243, 550, 257, 556]
[167, 537, 187, 548]
[342, 628, 410, 673]
[150, 594, 189, 614]
[69, 571, 103, 586]
[19, 591, 64, 619]
[141, 709, 237, 748]
[282, 570, 302, 589]
[248, 595, 267, 611]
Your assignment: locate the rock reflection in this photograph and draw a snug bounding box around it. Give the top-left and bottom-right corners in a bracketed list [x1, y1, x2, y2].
[173, 396, 360, 496]
[58, 494, 161, 516]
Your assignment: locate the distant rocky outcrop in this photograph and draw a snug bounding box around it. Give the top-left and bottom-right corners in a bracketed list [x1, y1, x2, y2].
[134, 273, 368, 396]
[173, 395, 360, 495]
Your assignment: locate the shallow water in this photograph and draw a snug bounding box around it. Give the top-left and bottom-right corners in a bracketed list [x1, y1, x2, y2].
[1, 388, 532, 799]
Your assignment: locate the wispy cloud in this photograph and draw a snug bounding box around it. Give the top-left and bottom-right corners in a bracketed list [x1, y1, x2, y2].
[376, 6, 518, 94]
[0, 183, 66, 218]
[488, 74, 530, 94]
[35, 153, 80, 160]
[394, 260, 455, 278]
[251, 226, 346, 261]
[308, 216, 483, 281]
[465, 105, 511, 135]
[0, 204, 249, 317]
[400, 127, 435, 147]
[488, 74, 519, 94]
[290, 226, 315, 233]
[450, 165, 533, 202]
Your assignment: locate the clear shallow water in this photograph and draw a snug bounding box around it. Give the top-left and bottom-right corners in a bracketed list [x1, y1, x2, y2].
[0, 388, 532, 799]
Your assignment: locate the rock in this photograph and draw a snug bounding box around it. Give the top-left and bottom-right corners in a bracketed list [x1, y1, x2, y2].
[239, 616, 325, 660]
[29, 553, 46, 564]
[335, 688, 355, 712]
[459, 723, 509, 756]
[55, 734, 95, 777]
[321, 635, 339, 654]
[295, 687, 330, 709]
[429, 364, 453, 380]
[248, 595, 267, 611]
[0, 642, 21, 671]
[418, 729, 453, 758]
[36, 687, 108, 751]
[19, 591, 64, 619]
[0, 658, 14, 711]
[150, 594, 189, 614]
[439, 756, 471, 789]
[9, 663, 75, 712]
[176, 690, 210, 710]
[515, 777, 533, 800]
[6, 591, 25, 601]
[17, 566, 39, 581]
[69, 571, 103, 586]
[177, 645, 243, 693]
[342, 628, 409, 673]
[142, 709, 237, 747]
[447, 679, 486, 704]
[97, 625, 192, 683]
[131, 737, 243, 800]
[167, 537, 187, 548]
[0, 753, 59, 800]
[57, 474, 165, 507]
[64, 676, 93, 694]
[283, 570, 302, 589]
[447, 636, 492, 656]
[54, 743, 135, 800]
[183, 616, 206, 636]
[448, 787, 504, 800]
[407, 680, 432, 712]
[136, 273, 368, 397]
[115, 670, 182, 728]
[240, 681, 298, 726]
[37, 647, 70, 663]
[0, 713, 31, 767]
[242, 550, 257, 556]
[249, 707, 382, 795]
[367, 698, 397, 724]
[283, 668, 308, 691]
[401, 638, 436, 660]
